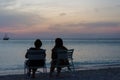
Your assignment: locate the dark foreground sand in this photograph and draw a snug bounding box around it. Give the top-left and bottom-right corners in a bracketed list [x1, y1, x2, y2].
[0, 67, 120, 80]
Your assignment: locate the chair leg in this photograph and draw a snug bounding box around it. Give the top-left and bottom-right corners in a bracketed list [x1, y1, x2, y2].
[24, 67, 27, 78]
[24, 67, 29, 79]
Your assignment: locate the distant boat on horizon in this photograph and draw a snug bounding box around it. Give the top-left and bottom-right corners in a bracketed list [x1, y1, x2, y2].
[3, 34, 10, 40]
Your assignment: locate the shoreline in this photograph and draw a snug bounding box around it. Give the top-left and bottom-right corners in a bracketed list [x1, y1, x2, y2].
[0, 67, 120, 80]
[0, 64, 120, 76]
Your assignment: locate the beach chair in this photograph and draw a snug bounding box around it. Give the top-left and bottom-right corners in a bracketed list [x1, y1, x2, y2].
[24, 49, 47, 79]
[55, 49, 75, 74]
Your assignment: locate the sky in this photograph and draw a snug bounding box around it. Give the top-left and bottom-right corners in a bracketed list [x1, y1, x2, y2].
[0, 0, 120, 39]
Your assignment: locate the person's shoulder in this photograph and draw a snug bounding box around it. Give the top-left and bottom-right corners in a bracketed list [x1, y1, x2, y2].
[29, 47, 36, 50]
[52, 47, 58, 51]
[40, 49, 46, 51]
[62, 46, 68, 50]
[39, 49, 46, 54]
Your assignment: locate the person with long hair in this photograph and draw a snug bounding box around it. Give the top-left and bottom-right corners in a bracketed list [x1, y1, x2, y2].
[49, 38, 69, 77]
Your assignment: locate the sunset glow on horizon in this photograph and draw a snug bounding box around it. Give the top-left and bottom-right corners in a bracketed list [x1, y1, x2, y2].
[0, 0, 120, 39]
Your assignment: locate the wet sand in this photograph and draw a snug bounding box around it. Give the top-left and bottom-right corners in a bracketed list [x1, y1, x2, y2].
[0, 67, 120, 80]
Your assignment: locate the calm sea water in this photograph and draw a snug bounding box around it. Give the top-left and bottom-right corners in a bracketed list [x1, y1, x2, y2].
[0, 39, 120, 75]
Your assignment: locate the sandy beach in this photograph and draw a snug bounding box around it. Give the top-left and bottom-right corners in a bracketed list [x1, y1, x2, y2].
[0, 67, 120, 80]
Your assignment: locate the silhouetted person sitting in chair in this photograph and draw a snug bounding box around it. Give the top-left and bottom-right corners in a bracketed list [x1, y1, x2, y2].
[25, 39, 46, 78]
[49, 38, 70, 77]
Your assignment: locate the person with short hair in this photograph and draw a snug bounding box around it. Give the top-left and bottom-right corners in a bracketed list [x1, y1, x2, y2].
[25, 39, 46, 78]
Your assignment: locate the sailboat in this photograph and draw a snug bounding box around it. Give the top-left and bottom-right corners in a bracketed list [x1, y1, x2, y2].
[3, 34, 10, 40]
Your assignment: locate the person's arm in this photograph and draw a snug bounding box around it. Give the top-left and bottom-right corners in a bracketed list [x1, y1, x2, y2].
[25, 50, 28, 58]
[51, 49, 57, 59]
[25, 48, 32, 58]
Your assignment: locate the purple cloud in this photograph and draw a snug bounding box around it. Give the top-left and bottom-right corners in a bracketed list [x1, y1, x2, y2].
[49, 22, 120, 30]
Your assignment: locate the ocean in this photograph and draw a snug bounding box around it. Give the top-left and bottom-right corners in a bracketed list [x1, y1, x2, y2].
[0, 39, 120, 75]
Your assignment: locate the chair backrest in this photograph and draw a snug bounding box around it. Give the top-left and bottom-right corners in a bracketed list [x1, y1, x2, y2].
[56, 49, 74, 60]
[27, 49, 46, 60]
[56, 50, 68, 59]
[67, 49, 74, 60]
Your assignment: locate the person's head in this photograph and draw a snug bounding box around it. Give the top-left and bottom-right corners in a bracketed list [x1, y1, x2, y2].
[55, 38, 63, 47]
[34, 39, 42, 48]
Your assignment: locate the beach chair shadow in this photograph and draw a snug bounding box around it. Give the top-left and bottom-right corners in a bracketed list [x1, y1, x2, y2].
[54, 49, 75, 76]
[24, 49, 47, 79]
